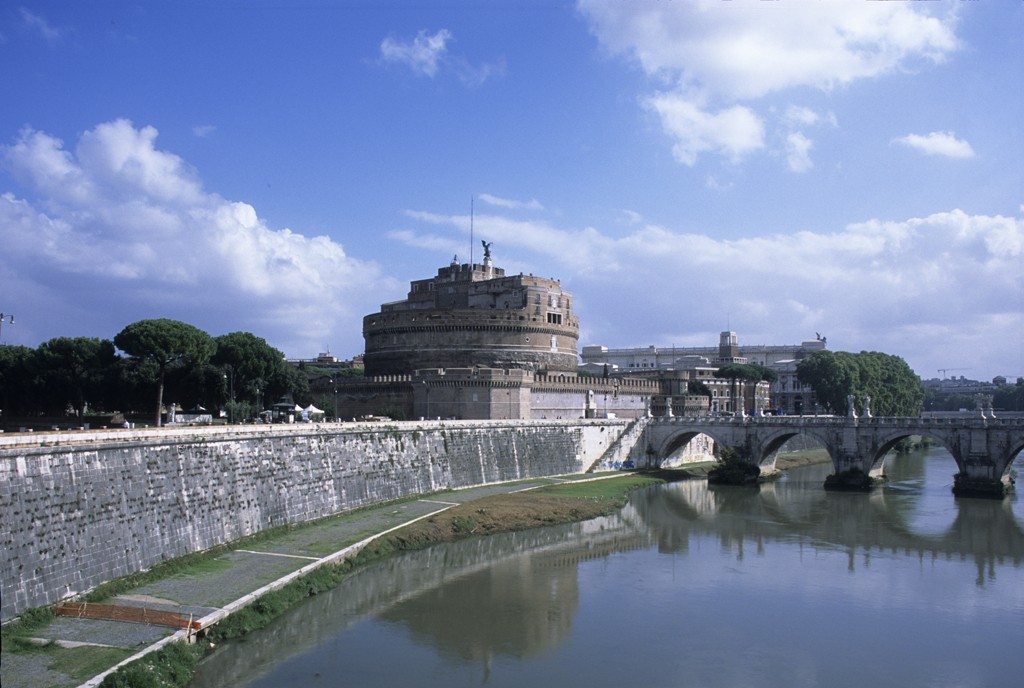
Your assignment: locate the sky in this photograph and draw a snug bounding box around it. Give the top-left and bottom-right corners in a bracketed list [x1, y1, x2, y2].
[1, 1, 1021, 381]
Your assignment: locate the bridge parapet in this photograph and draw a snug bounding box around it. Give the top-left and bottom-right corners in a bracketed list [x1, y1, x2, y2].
[641, 414, 1023, 498]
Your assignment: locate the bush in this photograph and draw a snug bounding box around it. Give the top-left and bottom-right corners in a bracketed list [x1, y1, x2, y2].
[99, 642, 205, 688]
[707, 447, 761, 485]
[823, 468, 875, 491]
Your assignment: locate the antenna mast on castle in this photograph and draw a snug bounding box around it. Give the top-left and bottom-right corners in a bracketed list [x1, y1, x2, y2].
[470, 196, 474, 265]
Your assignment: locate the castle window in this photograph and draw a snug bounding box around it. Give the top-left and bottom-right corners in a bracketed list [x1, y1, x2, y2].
[546, 312, 562, 325]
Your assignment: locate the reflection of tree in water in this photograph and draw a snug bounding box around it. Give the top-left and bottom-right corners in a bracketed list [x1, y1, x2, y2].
[633, 449, 1024, 580]
[378, 549, 579, 668]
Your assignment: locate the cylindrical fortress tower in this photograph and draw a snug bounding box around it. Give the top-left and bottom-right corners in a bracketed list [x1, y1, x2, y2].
[363, 257, 579, 376]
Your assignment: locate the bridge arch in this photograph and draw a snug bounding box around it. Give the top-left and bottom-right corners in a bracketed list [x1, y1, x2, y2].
[1005, 439, 1024, 478]
[867, 430, 961, 475]
[655, 426, 736, 467]
[755, 427, 835, 472]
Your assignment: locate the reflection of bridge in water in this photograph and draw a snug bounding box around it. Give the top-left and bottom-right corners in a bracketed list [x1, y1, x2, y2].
[629, 455, 1024, 582]
[638, 414, 1024, 496]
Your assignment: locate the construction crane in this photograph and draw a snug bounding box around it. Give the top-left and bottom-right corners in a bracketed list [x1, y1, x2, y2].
[937, 367, 971, 379]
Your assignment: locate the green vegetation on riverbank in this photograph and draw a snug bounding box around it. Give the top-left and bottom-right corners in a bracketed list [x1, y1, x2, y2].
[96, 473, 665, 687]
[2, 638, 133, 686]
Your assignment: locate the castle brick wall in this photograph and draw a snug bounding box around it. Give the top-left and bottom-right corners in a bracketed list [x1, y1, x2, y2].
[363, 309, 579, 375]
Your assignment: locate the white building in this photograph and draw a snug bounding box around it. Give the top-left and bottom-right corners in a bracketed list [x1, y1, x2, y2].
[582, 332, 826, 414]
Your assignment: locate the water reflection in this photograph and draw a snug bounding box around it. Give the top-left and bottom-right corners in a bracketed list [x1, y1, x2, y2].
[631, 448, 1024, 578]
[193, 447, 1024, 688]
[377, 551, 579, 670]
[192, 517, 646, 687]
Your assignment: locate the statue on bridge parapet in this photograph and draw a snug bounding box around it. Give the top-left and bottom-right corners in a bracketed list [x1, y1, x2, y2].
[863, 396, 872, 419]
[975, 394, 995, 419]
[847, 394, 858, 419]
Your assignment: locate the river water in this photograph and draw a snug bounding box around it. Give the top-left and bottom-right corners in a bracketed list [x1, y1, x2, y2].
[192, 448, 1024, 688]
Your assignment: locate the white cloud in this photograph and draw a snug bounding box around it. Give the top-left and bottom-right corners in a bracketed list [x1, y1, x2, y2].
[892, 131, 975, 159]
[394, 203, 1023, 377]
[783, 106, 819, 128]
[379, 28, 503, 85]
[579, 1, 958, 100]
[451, 56, 506, 87]
[192, 124, 216, 138]
[478, 193, 544, 211]
[387, 229, 464, 256]
[705, 176, 733, 192]
[380, 29, 451, 77]
[0, 120, 394, 355]
[786, 132, 814, 173]
[619, 209, 643, 225]
[644, 93, 764, 165]
[19, 7, 63, 42]
[578, 1, 959, 167]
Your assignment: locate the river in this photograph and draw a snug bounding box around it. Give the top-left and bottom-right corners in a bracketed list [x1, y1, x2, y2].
[191, 447, 1024, 688]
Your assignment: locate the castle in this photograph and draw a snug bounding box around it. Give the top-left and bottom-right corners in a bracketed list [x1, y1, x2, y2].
[336, 251, 767, 421]
[363, 251, 578, 376]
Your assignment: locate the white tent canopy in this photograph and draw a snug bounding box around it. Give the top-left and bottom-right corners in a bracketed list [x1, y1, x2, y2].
[303, 404, 325, 415]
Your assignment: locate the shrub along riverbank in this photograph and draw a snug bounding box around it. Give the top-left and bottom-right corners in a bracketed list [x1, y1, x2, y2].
[95, 473, 665, 688]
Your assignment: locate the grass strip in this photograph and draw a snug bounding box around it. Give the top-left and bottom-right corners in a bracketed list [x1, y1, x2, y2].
[99, 642, 205, 688]
[207, 472, 662, 642]
[96, 473, 665, 687]
[2, 638, 133, 685]
[1, 606, 56, 639]
[79, 492, 440, 603]
[49, 645, 135, 683]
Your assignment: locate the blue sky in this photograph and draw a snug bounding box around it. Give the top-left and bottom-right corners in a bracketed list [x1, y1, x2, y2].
[1, 1, 1021, 380]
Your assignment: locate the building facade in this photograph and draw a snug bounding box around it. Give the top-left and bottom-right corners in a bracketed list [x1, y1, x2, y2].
[363, 255, 579, 376]
[338, 254, 676, 421]
[582, 331, 822, 414]
[581, 332, 827, 370]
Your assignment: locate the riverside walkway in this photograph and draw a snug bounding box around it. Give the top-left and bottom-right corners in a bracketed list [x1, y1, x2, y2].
[0, 472, 612, 688]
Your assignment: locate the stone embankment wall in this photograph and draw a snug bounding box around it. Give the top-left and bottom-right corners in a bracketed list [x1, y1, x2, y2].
[0, 419, 628, 620]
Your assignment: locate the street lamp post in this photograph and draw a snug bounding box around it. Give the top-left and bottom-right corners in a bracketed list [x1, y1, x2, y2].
[223, 365, 235, 423]
[329, 378, 338, 422]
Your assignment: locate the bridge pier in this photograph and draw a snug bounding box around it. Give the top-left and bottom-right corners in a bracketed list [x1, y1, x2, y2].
[822, 449, 882, 492]
[952, 453, 1015, 498]
[641, 415, 1022, 499]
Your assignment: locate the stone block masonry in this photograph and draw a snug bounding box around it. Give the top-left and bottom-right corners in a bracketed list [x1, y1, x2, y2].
[0, 419, 629, 620]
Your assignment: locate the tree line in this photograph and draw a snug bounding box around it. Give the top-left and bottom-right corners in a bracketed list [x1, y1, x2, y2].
[0, 319, 309, 426]
[796, 350, 924, 416]
[924, 378, 1024, 412]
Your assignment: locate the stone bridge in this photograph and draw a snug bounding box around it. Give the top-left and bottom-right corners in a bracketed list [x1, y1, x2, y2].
[639, 414, 1024, 497]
